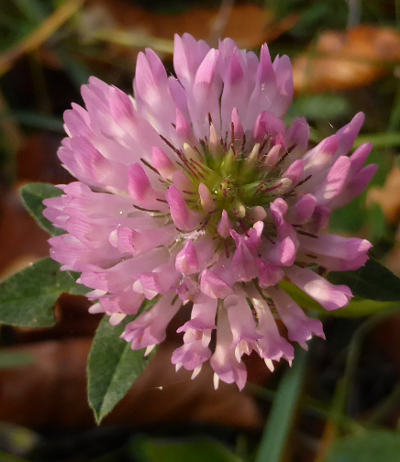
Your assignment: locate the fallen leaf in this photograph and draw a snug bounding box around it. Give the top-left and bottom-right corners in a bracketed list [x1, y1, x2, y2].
[0, 338, 263, 429]
[293, 25, 400, 93]
[367, 165, 400, 223]
[17, 133, 72, 185]
[83, 0, 297, 50]
[0, 190, 49, 277]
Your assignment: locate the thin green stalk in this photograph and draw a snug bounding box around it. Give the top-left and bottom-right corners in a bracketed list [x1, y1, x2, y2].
[248, 383, 363, 433]
[354, 133, 400, 149]
[255, 348, 307, 462]
[339, 307, 400, 421]
[367, 383, 400, 425]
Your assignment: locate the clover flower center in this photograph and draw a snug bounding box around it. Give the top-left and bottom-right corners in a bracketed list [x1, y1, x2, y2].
[181, 139, 292, 238]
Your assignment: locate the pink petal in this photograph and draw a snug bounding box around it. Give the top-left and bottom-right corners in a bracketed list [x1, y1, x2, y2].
[151, 146, 176, 179]
[217, 210, 232, 238]
[122, 293, 179, 349]
[177, 295, 217, 332]
[253, 111, 286, 141]
[286, 266, 353, 311]
[198, 183, 215, 212]
[127, 163, 160, 209]
[270, 286, 325, 344]
[200, 269, 233, 299]
[251, 294, 294, 366]
[314, 156, 351, 205]
[257, 260, 284, 287]
[166, 185, 200, 231]
[210, 307, 248, 390]
[175, 241, 200, 275]
[173, 33, 210, 87]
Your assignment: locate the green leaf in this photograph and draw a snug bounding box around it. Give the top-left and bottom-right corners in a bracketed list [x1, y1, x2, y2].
[132, 437, 243, 462]
[327, 299, 399, 318]
[20, 182, 64, 236]
[329, 259, 400, 301]
[255, 348, 307, 462]
[11, 111, 63, 132]
[367, 203, 388, 242]
[88, 315, 154, 424]
[0, 258, 87, 327]
[330, 194, 367, 233]
[354, 132, 400, 149]
[326, 431, 400, 462]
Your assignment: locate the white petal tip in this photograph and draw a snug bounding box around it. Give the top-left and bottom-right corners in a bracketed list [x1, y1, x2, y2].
[213, 373, 220, 390]
[144, 345, 156, 357]
[191, 366, 202, 380]
[88, 303, 103, 314]
[265, 358, 274, 372]
[175, 363, 182, 372]
[299, 342, 309, 351]
[235, 347, 242, 363]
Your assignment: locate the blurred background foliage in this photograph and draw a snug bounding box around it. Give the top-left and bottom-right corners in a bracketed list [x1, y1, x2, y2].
[2, 0, 400, 461]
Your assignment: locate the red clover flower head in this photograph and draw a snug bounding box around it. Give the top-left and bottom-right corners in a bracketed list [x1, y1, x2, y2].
[43, 33, 377, 389]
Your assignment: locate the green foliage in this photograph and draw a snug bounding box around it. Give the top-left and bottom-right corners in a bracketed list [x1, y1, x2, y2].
[329, 259, 400, 301]
[20, 183, 64, 236]
[328, 148, 392, 234]
[279, 280, 398, 318]
[12, 0, 46, 22]
[0, 422, 38, 459]
[132, 437, 243, 462]
[289, 94, 351, 122]
[330, 195, 367, 233]
[367, 203, 388, 242]
[0, 351, 34, 369]
[255, 348, 307, 462]
[0, 258, 87, 327]
[326, 431, 400, 462]
[87, 315, 155, 425]
[279, 280, 324, 313]
[0, 451, 29, 462]
[11, 111, 63, 132]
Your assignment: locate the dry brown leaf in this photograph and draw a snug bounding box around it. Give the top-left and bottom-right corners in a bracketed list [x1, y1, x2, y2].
[374, 315, 400, 373]
[0, 339, 263, 428]
[85, 0, 297, 49]
[0, 190, 49, 276]
[17, 133, 72, 185]
[384, 245, 400, 276]
[367, 164, 400, 223]
[0, 134, 73, 275]
[293, 25, 400, 93]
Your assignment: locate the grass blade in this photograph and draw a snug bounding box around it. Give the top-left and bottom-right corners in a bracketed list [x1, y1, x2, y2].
[255, 348, 307, 462]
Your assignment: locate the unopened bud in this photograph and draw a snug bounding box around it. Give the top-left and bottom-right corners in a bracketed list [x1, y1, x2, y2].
[248, 205, 267, 221]
[264, 144, 282, 169]
[248, 143, 260, 164]
[183, 142, 200, 161]
[220, 147, 236, 176]
[198, 183, 215, 213]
